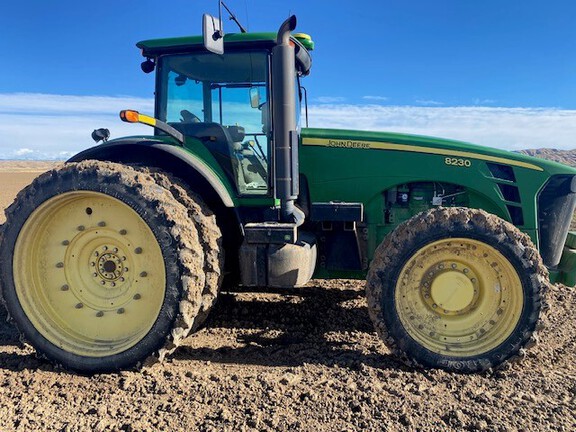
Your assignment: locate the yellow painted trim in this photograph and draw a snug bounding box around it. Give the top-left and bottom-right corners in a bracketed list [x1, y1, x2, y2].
[302, 137, 544, 172]
[138, 114, 157, 127]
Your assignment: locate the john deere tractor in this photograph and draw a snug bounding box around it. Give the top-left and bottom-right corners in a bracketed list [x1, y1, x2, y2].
[2, 11, 576, 374]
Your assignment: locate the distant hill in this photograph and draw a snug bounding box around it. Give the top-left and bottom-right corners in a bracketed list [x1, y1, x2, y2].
[517, 148, 576, 167]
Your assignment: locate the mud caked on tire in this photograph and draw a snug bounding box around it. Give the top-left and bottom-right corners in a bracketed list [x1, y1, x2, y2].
[136, 168, 223, 331]
[0, 161, 205, 373]
[366, 207, 547, 373]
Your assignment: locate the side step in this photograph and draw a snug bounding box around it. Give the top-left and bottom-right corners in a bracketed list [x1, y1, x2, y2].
[243, 222, 297, 244]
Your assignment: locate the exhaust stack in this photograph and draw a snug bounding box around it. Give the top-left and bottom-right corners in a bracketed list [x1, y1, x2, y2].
[272, 15, 302, 225]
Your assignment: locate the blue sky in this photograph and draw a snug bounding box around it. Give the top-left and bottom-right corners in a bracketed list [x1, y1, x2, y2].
[2, 1, 576, 159]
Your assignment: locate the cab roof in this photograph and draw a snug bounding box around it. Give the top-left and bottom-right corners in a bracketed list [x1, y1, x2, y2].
[137, 32, 312, 75]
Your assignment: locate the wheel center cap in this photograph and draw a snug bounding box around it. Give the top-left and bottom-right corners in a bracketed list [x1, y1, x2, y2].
[430, 271, 475, 312]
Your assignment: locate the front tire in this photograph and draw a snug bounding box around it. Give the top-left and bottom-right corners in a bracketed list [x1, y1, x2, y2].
[366, 207, 547, 373]
[0, 161, 205, 373]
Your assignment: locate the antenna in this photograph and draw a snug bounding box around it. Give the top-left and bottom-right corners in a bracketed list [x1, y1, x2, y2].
[220, 1, 247, 33]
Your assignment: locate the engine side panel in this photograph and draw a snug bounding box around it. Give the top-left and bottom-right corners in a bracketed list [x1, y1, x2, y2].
[299, 128, 574, 278]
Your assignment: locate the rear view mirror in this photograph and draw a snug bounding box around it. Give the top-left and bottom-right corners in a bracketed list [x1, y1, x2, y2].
[203, 14, 224, 55]
[250, 87, 261, 108]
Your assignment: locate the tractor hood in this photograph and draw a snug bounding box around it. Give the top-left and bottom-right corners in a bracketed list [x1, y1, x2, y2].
[301, 128, 576, 176]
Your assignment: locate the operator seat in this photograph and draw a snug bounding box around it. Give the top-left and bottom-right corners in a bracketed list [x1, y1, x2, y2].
[170, 121, 251, 190]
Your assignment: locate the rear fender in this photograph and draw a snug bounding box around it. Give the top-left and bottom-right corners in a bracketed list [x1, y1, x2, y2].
[68, 139, 235, 208]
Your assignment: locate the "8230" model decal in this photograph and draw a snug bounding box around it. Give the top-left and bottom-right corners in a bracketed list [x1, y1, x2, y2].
[445, 157, 472, 168]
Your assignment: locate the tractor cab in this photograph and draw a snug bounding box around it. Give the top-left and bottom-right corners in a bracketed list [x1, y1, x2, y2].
[137, 29, 313, 198]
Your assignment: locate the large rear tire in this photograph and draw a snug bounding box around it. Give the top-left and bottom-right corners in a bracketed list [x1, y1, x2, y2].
[366, 207, 547, 373]
[140, 168, 223, 331]
[0, 161, 205, 373]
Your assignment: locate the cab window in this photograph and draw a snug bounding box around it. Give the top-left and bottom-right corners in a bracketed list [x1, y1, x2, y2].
[158, 51, 270, 195]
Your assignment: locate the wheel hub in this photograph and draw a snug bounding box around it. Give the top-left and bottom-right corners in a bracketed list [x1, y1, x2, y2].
[95, 249, 127, 282]
[430, 271, 475, 312]
[420, 261, 479, 316]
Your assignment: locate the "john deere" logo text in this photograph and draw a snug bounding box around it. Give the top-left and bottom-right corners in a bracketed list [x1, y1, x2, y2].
[327, 139, 371, 149]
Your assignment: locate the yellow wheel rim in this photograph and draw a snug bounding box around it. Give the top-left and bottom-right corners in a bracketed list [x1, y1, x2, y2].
[13, 191, 166, 357]
[396, 238, 523, 357]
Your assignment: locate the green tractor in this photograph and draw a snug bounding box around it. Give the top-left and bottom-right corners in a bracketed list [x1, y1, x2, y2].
[2, 11, 576, 374]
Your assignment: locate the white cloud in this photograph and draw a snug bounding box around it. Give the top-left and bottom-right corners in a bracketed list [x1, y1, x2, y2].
[0, 93, 154, 115]
[1, 93, 576, 160]
[308, 105, 576, 151]
[14, 148, 34, 156]
[314, 96, 347, 104]
[362, 95, 389, 102]
[0, 93, 153, 160]
[473, 98, 497, 105]
[416, 99, 444, 106]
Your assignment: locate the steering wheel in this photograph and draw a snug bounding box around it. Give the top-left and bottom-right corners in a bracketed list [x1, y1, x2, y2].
[180, 109, 201, 123]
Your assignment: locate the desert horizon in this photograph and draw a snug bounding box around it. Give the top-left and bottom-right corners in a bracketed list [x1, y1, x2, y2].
[0, 161, 59, 224]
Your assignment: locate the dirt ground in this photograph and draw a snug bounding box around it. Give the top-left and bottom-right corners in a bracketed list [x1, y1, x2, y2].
[0, 163, 575, 432]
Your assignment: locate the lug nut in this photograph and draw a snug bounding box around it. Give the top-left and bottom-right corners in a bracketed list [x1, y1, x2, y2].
[120, 229, 127, 235]
[61, 285, 69, 291]
[96, 311, 104, 318]
[117, 308, 125, 314]
[134, 247, 143, 255]
[98, 221, 106, 227]
[56, 262, 64, 268]
[463, 269, 469, 274]
[78, 225, 85, 231]
[140, 272, 147, 278]
[101, 281, 106, 285]
[93, 273, 98, 277]
[133, 294, 141, 300]
[75, 303, 84, 309]
[451, 263, 457, 269]
[62, 240, 70, 246]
